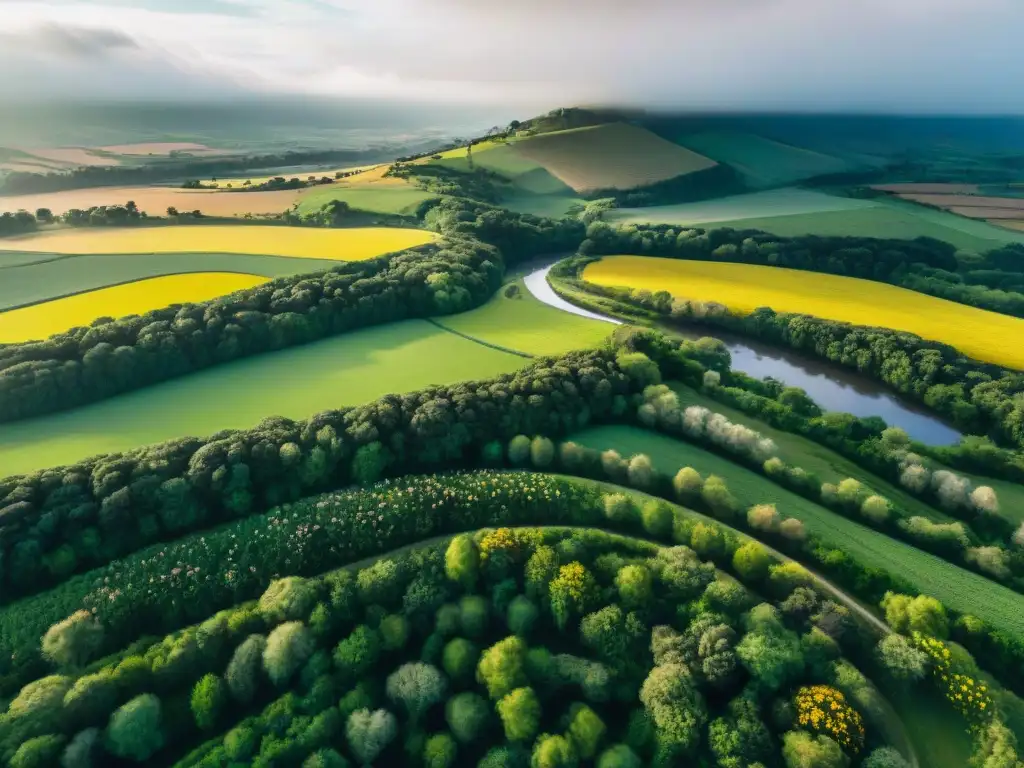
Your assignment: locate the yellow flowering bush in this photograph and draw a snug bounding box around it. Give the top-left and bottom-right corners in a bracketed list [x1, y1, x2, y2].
[794, 685, 865, 753]
[913, 633, 993, 725]
[479, 527, 540, 564]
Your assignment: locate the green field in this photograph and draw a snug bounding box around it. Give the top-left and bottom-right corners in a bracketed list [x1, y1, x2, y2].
[0, 320, 525, 476]
[695, 200, 1024, 252]
[295, 184, 436, 215]
[606, 187, 874, 227]
[0, 251, 341, 310]
[571, 424, 1024, 633]
[677, 131, 856, 187]
[434, 279, 613, 355]
[502, 191, 585, 219]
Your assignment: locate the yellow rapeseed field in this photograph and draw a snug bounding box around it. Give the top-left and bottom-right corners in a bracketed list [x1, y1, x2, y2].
[0, 273, 267, 343]
[584, 255, 1024, 369]
[0, 225, 435, 260]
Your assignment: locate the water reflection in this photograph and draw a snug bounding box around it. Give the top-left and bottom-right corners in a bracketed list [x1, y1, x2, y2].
[522, 265, 962, 446]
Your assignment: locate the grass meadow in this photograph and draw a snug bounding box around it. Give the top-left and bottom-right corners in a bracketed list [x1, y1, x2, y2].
[0, 272, 268, 342]
[0, 224, 435, 258]
[0, 319, 525, 476]
[584, 256, 1024, 369]
[606, 187, 873, 226]
[676, 131, 855, 186]
[571, 424, 1024, 634]
[434, 279, 613, 356]
[295, 184, 436, 215]
[0, 251, 343, 311]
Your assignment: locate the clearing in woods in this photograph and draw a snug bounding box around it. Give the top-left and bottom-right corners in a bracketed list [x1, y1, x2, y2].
[0, 225, 435, 259]
[583, 255, 1024, 369]
[0, 319, 525, 476]
[511, 122, 718, 193]
[571, 424, 1024, 635]
[0, 272, 268, 343]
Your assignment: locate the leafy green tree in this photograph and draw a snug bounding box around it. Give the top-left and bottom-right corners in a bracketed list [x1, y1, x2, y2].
[507, 596, 539, 637]
[525, 546, 559, 601]
[691, 522, 728, 559]
[673, 467, 704, 503]
[459, 595, 489, 639]
[190, 673, 227, 731]
[442, 638, 479, 684]
[532, 733, 578, 768]
[6, 675, 72, 734]
[380, 614, 410, 651]
[105, 693, 164, 761]
[603, 493, 637, 524]
[881, 592, 949, 638]
[477, 636, 528, 699]
[876, 635, 929, 683]
[708, 695, 773, 768]
[41, 610, 103, 668]
[508, 435, 532, 466]
[351, 441, 391, 485]
[334, 625, 380, 681]
[639, 664, 707, 759]
[424, 732, 457, 768]
[530, 437, 556, 468]
[615, 564, 653, 610]
[641, 500, 673, 539]
[303, 748, 350, 768]
[10, 735, 66, 768]
[357, 558, 404, 606]
[549, 562, 598, 631]
[263, 621, 315, 686]
[567, 703, 606, 759]
[63, 671, 118, 727]
[627, 454, 654, 489]
[596, 744, 641, 768]
[497, 687, 541, 742]
[258, 577, 317, 623]
[445, 691, 489, 744]
[701, 476, 739, 519]
[386, 663, 447, 722]
[346, 708, 397, 766]
[732, 542, 773, 583]
[736, 622, 805, 691]
[781, 731, 848, 768]
[60, 728, 99, 768]
[863, 747, 911, 768]
[445, 535, 479, 589]
[479, 745, 530, 768]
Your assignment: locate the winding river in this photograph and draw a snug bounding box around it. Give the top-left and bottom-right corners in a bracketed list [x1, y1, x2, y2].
[524, 265, 963, 446]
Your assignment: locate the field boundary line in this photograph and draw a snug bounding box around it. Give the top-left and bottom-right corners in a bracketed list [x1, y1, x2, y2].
[426, 317, 535, 359]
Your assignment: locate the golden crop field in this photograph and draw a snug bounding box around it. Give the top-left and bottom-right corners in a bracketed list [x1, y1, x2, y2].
[511, 123, 717, 193]
[0, 272, 267, 343]
[584, 255, 1024, 369]
[0, 225, 436, 260]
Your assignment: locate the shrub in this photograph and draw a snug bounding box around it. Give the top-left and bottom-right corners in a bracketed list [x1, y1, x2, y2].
[530, 437, 556, 468]
[779, 518, 806, 541]
[258, 577, 317, 623]
[346, 709, 397, 766]
[105, 693, 164, 761]
[445, 535, 480, 589]
[601, 450, 628, 482]
[627, 454, 654, 489]
[508, 436, 532, 466]
[443, 638, 479, 683]
[386, 662, 446, 722]
[690, 522, 727, 560]
[424, 733, 457, 768]
[966, 546, 1012, 580]
[615, 564, 653, 610]
[876, 635, 929, 683]
[701, 476, 739, 519]
[507, 596, 540, 637]
[380, 614, 410, 651]
[747, 504, 779, 532]
[603, 493, 637, 525]
[191, 673, 227, 731]
[673, 467, 704, 503]
[497, 687, 541, 742]
[525, 546, 559, 601]
[263, 621, 315, 686]
[970, 486, 1000, 515]
[41, 610, 104, 668]
[794, 685, 865, 753]
[641, 500, 673, 539]
[62, 671, 117, 727]
[10, 735, 66, 768]
[445, 692, 489, 744]
[478, 636, 528, 699]
[859, 496, 891, 525]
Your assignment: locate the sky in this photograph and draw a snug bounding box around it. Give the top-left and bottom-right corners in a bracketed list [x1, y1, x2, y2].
[2, 0, 1023, 113]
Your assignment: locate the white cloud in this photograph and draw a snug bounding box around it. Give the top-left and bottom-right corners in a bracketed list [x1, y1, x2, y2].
[1, 0, 1023, 112]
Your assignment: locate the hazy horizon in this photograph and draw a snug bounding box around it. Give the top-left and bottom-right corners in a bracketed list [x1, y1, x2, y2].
[3, 0, 1024, 115]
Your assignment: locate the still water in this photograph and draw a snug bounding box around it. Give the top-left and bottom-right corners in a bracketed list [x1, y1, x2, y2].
[524, 266, 962, 446]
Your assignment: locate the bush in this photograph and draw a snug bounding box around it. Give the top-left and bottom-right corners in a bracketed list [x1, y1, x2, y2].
[424, 733, 458, 768]
[478, 636, 528, 699]
[508, 436, 532, 466]
[673, 467, 704, 503]
[863, 747, 911, 768]
[567, 703, 605, 759]
[41, 611, 104, 669]
[446, 535, 480, 589]
[733, 542, 773, 582]
[627, 455, 654, 489]
[603, 493, 637, 525]
[346, 709, 397, 766]
[615, 564, 653, 610]
[881, 592, 949, 638]
[779, 519, 806, 542]
[10, 735, 66, 768]
[443, 638, 480, 683]
[191, 673, 227, 731]
[859, 496, 891, 525]
[701, 476, 739, 519]
[876, 635, 929, 683]
[263, 621, 315, 686]
[258, 577, 317, 623]
[641, 500, 673, 539]
[747, 504, 780, 533]
[507, 596, 540, 637]
[105, 693, 164, 762]
[446, 692, 489, 744]
[496, 687, 541, 742]
[334, 625, 380, 681]
[60, 728, 99, 768]
[530, 437, 556, 468]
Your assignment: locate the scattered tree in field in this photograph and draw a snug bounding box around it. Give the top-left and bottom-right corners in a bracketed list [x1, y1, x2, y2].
[627, 454, 654, 488]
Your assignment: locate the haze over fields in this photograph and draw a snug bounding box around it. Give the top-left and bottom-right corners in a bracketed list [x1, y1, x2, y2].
[3, 0, 1024, 113]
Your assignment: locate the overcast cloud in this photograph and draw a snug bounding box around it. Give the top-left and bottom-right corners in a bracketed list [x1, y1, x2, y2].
[1, 0, 1022, 112]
